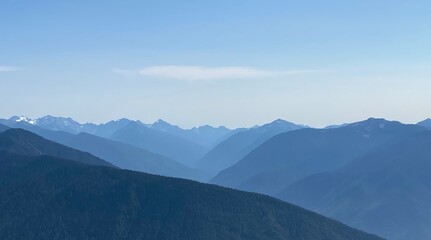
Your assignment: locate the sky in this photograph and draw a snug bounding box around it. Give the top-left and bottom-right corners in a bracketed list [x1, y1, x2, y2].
[1, 0, 431, 128]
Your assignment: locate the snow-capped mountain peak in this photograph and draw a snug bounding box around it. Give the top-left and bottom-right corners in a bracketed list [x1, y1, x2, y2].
[9, 116, 36, 125]
[32, 115, 100, 134]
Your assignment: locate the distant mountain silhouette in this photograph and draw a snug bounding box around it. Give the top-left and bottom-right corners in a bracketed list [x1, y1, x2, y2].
[2, 115, 97, 134]
[110, 121, 208, 167]
[92, 118, 148, 138]
[0, 152, 383, 240]
[211, 118, 427, 196]
[0, 120, 206, 180]
[0, 118, 74, 141]
[198, 119, 306, 175]
[279, 130, 431, 240]
[6, 116, 35, 124]
[149, 119, 232, 148]
[202, 126, 248, 147]
[1, 116, 244, 160]
[1, 116, 234, 149]
[0, 129, 112, 167]
[417, 118, 431, 129]
[188, 125, 233, 148]
[60, 132, 208, 181]
[34, 115, 98, 134]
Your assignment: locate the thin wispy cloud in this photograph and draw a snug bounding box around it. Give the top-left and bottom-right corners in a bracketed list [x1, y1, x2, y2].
[0, 66, 19, 72]
[113, 65, 321, 81]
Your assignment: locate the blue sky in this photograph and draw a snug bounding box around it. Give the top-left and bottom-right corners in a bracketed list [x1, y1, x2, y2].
[1, 0, 431, 128]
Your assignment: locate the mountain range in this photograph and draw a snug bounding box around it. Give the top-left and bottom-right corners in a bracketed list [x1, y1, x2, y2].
[0, 128, 112, 167]
[30, 115, 99, 134]
[210, 118, 431, 239]
[0, 130, 382, 240]
[0, 119, 206, 180]
[57, 132, 208, 180]
[0, 116, 236, 167]
[2, 115, 233, 149]
[198, 119, 306, 175]
[148, 119, 232, 148]
[108, 121, 208, 167]
[211, 118, 425, 195]
[2, 115, 431, 239]
[279, 130, 431, 240]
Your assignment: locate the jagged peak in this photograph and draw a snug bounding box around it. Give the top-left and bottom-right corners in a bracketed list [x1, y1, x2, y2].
[9, 116, 35, 125]
[152, 119, 170, 125]
[263, 119, 302, 128]
[149, 119, 180, 130]
[37, 115, 76, 122]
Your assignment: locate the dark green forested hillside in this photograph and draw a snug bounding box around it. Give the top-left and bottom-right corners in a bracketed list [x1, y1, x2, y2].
[0, 152, 383, 240]
[0, 129, 113, 167]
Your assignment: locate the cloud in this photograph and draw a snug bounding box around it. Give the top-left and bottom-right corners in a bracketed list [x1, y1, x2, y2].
[113, 65, 321, 81]
[0, 66, 19, 72]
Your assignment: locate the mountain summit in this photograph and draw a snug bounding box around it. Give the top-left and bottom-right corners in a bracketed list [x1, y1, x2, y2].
[197, 119, 305, 175]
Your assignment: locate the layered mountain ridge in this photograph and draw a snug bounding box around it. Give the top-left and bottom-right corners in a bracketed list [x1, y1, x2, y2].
[0, 151, 382, 240]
